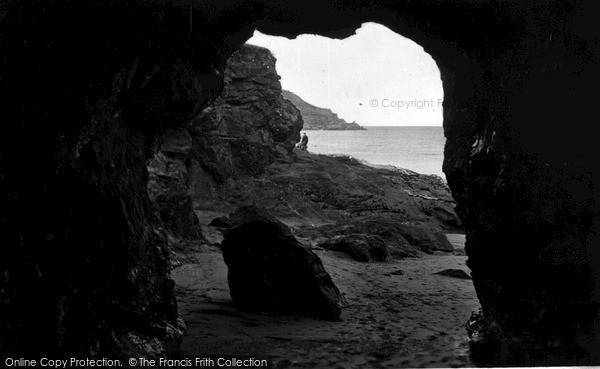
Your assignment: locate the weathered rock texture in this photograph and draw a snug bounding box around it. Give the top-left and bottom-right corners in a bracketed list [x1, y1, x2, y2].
[319, 234, 390, 262]
[1, 0, 598, 365]
[149, 45, 303, 211]
[435, 269, 472, 280]
[189, 45, 303, 183]
[207, 149, 461, 234]
[148, 129, 202, 241]
[158, 42, 460, 261]
[221, 206, 346, 320]
[282, 90, 365, 130]
[0, 3, 252, 358]
[309, 213, 455, 258]
[145, 45, 304, 243]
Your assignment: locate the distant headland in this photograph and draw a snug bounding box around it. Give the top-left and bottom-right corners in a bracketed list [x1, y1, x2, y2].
[282, 90, 366, 130]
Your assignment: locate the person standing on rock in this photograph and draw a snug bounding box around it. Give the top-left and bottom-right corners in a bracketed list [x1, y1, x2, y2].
[300, 132, 309, 151]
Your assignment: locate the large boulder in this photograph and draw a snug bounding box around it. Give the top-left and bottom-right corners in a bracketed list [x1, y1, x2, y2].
[348, 215, 454, 254]
[221, 206, 346, 320]
[313, 214, 454, 257]
[394, 222, 455, 254]
[319, 234, 390, 262]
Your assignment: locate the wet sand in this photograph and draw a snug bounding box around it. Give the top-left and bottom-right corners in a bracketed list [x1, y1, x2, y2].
[172, 222, 479, 368]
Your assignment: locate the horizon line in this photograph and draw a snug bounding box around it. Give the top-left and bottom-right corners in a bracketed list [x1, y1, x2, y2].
[303, 125, 443, 128]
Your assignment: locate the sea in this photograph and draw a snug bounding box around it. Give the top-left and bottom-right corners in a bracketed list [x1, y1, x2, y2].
[302, 126, 446, 180]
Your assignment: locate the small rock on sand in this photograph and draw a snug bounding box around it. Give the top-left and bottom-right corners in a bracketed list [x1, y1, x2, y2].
[434, 268, 472, 280]
[388, 269, 405, 276]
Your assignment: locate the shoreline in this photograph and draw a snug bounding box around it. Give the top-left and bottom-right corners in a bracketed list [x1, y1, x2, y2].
[301, 127, 446, 180]
[316, 152, 448, 184]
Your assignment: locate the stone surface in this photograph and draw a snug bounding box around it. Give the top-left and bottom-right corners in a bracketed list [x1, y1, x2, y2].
[151, 45, 304, 208]
[434, 269, 472, 280]
[221, 206, 346, 320]
[310, 214, 455, 258]
[388, 269, 405, 276]
[319, 234, 390, 262]
[208, 216, 232, 229]
[225, 150, 462, 233]
[155, 43, 462, 263]
[188, 45, 303, 184]
[148, 130, 202, 240]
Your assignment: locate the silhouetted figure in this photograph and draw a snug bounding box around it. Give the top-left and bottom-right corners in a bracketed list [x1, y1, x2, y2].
[300, 132, 309, 151]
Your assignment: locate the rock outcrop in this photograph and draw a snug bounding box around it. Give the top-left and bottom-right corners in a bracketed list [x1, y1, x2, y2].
[151, 44, 461, 262]
[208, 216, 232, 229]
[189, 45, 303, 183]
[434, 269, 472, 280]
[249, 151, 461, 232]
[282, 90, 365, 130]
[148, 45, 304, 211]
[319, 234, 390, 262]
[221, 206, 346, 320]
[147, 44, 302, 245]
[148, 129, 202, 241]
[308, 213, 455, 258]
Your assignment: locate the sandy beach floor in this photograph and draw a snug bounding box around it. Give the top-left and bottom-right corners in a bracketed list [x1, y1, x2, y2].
[171, 214, 479, 368]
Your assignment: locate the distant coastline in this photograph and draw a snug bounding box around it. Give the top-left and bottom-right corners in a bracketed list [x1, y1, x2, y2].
[300, 126, 446, 179]
[282, 90, 365, 130]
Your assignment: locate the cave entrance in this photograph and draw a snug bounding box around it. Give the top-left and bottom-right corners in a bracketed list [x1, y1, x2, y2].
[247, 22, 447, 180]
[4, 1, 594, 365]
[169, 22, 476, 368]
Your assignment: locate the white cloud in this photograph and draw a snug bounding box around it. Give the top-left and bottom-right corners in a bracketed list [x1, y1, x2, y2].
[247, 23, 443, 126]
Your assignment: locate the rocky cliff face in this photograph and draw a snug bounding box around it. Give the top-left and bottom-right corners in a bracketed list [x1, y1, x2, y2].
[147, 45, 303, 238]
[151, 42, 460, 260]
[191, 45, 303, 180]
[282, 90, 365, 130]
[148, 129, 202, 243]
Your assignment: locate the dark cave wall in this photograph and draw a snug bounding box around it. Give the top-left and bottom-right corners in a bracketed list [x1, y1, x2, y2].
[0, 1, 253, 357]
[236, 5, 600, 362]
[1, 0, 598, 364]
[437, 11, 600, 363]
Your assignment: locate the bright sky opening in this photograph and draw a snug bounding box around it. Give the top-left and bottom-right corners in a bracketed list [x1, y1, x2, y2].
[246, 22, 443, 127]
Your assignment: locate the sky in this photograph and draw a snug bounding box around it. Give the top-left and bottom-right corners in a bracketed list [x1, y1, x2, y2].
[246, 22, 444, 127]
